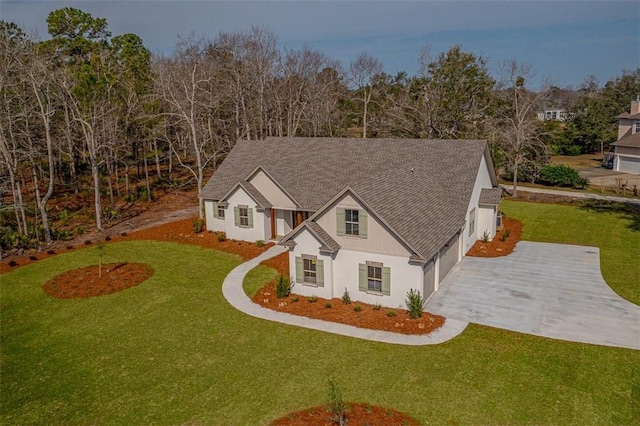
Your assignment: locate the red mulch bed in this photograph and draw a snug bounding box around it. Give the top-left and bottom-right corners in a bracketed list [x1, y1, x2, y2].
[254, 252, 445, 336]
[43, 263, 153, 299]
[466, 217, 522, 257]
[0, 217, 273, 274]
[271, 402, 420, 426]
[120, 218, 274, 260]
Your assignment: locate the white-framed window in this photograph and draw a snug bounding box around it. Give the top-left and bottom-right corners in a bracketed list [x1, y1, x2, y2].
[635, 121, 640, 133]
[359, 261, 390, 295]
[295, 255, 324, 287]
[239, 206, 249, 227]
[367, 261, 383, 293]
[303, 254, 317, 284]
[217, 205, 225, 219]
[337, 207, 367, 238]
[345, 209, 359, 235]
[468, 208, 476, 236]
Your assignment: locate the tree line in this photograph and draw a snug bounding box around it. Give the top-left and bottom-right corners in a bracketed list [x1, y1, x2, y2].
[1, 7, 639, 249]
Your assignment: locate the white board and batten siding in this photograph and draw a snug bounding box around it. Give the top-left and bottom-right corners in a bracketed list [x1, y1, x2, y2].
[314, 193, 410, 257]
[204, 187, 268, 242]
[463, 153, 496, 253]
[248, 170, 297, 209]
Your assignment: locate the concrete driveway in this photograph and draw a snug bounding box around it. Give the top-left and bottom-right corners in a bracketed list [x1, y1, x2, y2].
[425, 241, 640, 350]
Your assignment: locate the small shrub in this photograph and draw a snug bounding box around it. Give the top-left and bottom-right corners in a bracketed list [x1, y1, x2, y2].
[342, 288, 351, 305]
[216, 232, 226, 242]
[84, 240, 92, 245]
[8, 260, 17, 267]
[47, 250, 55, 255]
[29, 255, 37, 261]
[308, 295, 318, 303]
[256, 239, 265, 248]
[324, 302, 332, 308]
[538, 164, 588, 188]
[575, 177, 590, 189]
[386, 310, 396, 317]
[275, 274, 291, 298]
[373, 304, 381, 311]
[500, 228, 511, 242]
[290, 296, 299, 303]
[105, 235, 112, 241]
[120, 232, 127, 237]
[481, 230, 490, 243]
[103, 207, 118, 221]
[405, 289, 425, 319]
[66, 245, 73, 250]
[192, 218, 205, 233]
[353, 305, 362, 313]
[328, 380, 348, 426]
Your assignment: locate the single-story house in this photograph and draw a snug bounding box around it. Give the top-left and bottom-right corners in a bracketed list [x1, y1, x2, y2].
[611, 99, 640, 174]
[199, 137, 502, 308]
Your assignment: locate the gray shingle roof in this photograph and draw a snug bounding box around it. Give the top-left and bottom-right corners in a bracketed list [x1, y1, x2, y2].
[616, 112, 640, 120]
[239, 181, 272, 209]
[304, 220, 341, 253]
[200, 137, 495, 260]
[611, 132, 640, 149]
[479, 188, 503, 205]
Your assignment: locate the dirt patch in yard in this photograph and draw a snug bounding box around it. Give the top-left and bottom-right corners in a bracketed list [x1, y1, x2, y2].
[253, 252, 445, 336]
[271, 402, 420, 426]
[43, 263, 153, 299]
[466, 217, 522, 257]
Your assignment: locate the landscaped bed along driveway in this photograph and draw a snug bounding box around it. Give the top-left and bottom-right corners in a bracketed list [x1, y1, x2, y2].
[425, 241, 640, 350]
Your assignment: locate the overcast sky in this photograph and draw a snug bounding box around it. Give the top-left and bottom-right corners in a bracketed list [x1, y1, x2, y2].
[2, 0, 639, 88]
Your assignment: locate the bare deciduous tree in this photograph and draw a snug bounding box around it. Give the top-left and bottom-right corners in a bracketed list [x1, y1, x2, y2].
[349, 52, 383, 138]
[494, 61, 548, 197]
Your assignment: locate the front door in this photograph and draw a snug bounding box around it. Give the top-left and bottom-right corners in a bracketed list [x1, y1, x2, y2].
[270, 208, 276, 239]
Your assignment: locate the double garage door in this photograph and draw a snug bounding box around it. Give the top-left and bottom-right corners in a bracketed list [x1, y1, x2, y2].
[423, 234, 460, 298]
[617, 155, 640, 174]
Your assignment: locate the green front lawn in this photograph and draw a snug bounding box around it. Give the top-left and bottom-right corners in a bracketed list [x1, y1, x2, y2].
[2, 203, 639, 425]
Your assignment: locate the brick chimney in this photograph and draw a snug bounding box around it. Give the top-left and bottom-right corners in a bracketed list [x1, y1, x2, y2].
[631, 96, 640, 115]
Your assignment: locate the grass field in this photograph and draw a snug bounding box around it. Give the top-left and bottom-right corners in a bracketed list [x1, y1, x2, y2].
[2, 203, 639, 425]
[550, 153, 603, 169]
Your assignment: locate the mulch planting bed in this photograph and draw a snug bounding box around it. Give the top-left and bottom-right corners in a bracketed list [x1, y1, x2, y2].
[466, 217, 522, 257]
[271, 402, 420, 426]
[254, 252, 446, 336]
[43, 263, 154, 299]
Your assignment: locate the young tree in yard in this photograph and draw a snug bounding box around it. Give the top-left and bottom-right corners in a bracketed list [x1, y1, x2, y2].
[348, 52, 383, 138]
[493, 61, 548, 197]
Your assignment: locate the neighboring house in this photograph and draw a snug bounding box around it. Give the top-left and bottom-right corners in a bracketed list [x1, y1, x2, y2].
[611, 98, 640, 174]
[200, 137, 502, 308]
[537, 108, 573, 122]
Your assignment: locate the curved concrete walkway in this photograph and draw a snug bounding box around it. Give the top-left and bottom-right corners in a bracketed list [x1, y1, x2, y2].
[222, 245, 468, 346]
[426, 241, 640, 350]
